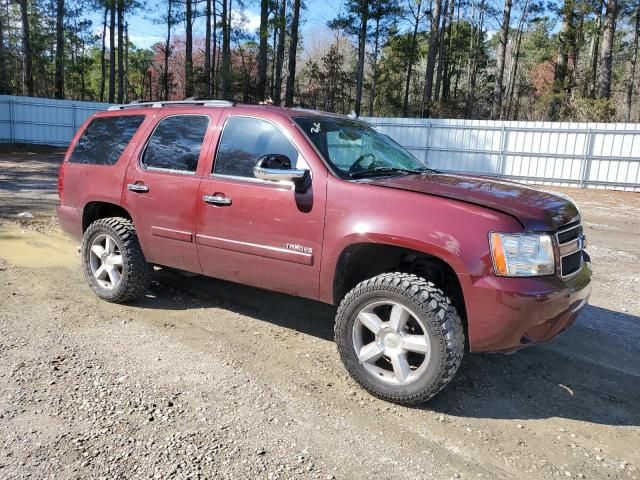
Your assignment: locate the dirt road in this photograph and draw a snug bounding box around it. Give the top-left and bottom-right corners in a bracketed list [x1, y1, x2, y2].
[1, 145, 639, 479]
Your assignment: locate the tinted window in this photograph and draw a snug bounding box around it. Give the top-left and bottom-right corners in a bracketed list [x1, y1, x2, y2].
[142, 115, 209, 173]
[214, 117, 299, 178]
[69, 115, 144, 165]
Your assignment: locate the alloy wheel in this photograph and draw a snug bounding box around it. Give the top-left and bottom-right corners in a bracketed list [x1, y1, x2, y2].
[352, 300, 432, 385]
[89, 234, 124, 290]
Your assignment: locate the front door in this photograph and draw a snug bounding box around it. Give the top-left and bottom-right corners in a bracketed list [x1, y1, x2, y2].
[123, 112, 218, 272]
[196, 115, 327, 299]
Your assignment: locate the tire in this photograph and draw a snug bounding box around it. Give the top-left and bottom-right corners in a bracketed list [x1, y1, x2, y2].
[335, 272, 464, 405]
[81, 217, 152, 303]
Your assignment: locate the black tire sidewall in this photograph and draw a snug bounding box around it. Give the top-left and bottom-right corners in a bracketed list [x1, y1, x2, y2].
[335, 274, 462, 404]
[80, 218, 150, 303]
[82, 223, 129, 301]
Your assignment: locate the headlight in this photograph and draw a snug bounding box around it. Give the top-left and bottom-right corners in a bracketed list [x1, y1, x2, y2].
[489, 232, 555, 277]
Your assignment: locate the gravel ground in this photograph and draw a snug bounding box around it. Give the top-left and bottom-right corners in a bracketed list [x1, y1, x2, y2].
[0, 145, 639, 479]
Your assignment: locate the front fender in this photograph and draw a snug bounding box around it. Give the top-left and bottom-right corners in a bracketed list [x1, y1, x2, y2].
[318, 177, 522, 303]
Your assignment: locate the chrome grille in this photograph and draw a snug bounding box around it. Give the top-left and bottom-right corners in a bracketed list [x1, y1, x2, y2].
[556, 220, 585, 277]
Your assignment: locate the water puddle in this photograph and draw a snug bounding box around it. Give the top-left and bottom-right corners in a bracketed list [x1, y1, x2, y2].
[0, 222, 77, 268]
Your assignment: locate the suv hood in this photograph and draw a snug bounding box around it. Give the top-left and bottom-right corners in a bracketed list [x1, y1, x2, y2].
[369, 173, 579, 231]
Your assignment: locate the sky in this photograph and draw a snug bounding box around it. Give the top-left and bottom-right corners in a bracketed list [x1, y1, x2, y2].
[92, 0, 347, 51]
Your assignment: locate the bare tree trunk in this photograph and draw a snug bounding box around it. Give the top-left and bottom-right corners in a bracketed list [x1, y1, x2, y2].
[185, 0, 194, 97]
[99, 5, 107, 102]
[354, 0, 369, 116]
[270, 17, 277, 98]
[598, 0, 617, 99]
[422, 0, 442, 116]
[626, 0, 639, 121]
[108, 0, 116, 103]
[434, 0, 450, 103]
[117, 0, 124, 103]
[0, 1, 6, 94]
[205, 0, 212, 97]
[505, 0, 529, 119]
[464, 0, 477, 114]
[403, 0, 422, 117]
[164, 0, 172, 100]
[464, 0, 484, 118]
[257, 0, 269, 101]
[212, 0, 217, 96]
[441, 0, 456, 100]
[569, 12, 583, 93]
[124, 22, 129, 102]
[19, 0, 34, 96]
[274, 0, 286, 105]
[554, 0, 574, 93]
[285, 0, 301, 107]
[221, 0, 231, 98]
[71, 15, 77, 97]
[55, 0, 64, 98]
[491, 0, 512, 119]
[0, 6, 5, 93]
[235, 37, 251, 102]
[368, 16, 381, 116]
[513, 79, 522, 118]
[80, 38, 85, 100]
[586, 11, 601, 98]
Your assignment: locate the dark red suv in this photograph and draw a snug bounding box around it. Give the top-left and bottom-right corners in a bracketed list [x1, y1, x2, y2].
[57, 100, 591, 404]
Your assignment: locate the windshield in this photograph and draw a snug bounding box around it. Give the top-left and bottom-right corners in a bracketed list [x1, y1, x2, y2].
[294, 116, 429, 179]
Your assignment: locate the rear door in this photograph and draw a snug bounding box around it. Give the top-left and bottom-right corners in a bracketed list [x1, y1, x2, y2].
[122, 110, 220, 272]
[61, 113, 148, 238]
[196, 113, 327, 299]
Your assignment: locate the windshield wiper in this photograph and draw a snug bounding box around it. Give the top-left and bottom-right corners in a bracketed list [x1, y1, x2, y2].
[349, 166, 431, 179]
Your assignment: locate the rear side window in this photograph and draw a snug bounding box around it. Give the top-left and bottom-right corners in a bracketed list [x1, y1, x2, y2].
[69, 115, 145, 165]
[142, 115, 210, 173]
[213, 116, 299, 178]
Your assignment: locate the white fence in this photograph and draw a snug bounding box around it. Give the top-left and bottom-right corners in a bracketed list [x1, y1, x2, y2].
[362, 117, 640, 191]
[0, 95, 111, 146]
[1, 96, 639, 191]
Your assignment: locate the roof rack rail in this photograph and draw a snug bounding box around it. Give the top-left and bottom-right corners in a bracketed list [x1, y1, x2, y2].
[107, 99, 234, 111]
[290, 107, 347, 118]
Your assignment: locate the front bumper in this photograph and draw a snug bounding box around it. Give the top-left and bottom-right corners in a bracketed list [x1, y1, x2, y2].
[461, 258, 592, 353]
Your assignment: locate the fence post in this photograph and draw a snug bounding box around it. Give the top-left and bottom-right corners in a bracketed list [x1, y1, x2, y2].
[425, 122, 432, 164]
[497, 124, 506, 177]
[580, 129, 593, 188]
[8, 98, 15, 143]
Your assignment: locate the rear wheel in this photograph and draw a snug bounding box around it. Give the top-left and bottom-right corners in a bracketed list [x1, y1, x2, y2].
[81, 217, 152, 303]
[335, 272, 464, 404]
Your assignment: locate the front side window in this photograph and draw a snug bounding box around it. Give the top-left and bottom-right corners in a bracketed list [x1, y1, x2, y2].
[213, 116, 300, 178]
[69, 115, 145, 165]
[294, 116, 428, 179]
[142, 115, 210, 173]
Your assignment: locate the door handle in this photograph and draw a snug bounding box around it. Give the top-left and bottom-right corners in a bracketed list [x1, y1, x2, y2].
[203, 194, 232, 206]
[127, 183, 149, 193]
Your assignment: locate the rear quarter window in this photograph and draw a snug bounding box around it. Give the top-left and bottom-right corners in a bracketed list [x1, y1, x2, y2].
[69, 115, 145, 165]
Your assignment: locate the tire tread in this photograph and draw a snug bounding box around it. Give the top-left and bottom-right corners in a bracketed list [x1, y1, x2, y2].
[334, 272, 464, 405]
[81, 217, 152, 303]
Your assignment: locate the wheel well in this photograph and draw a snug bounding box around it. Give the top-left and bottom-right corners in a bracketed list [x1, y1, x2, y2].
[82, 202, 132, 232]
[333, 243, 468, 336]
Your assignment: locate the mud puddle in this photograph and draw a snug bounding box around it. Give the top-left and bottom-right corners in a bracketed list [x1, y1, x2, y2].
[0, 221, 76, 268]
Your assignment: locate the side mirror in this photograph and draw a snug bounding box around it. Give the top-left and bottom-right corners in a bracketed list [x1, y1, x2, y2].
[253, 154, 311, 193]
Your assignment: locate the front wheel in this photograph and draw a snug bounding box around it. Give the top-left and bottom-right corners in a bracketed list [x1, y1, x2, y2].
[81, 217, 152, 303]
[334, 272, 465, 405]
